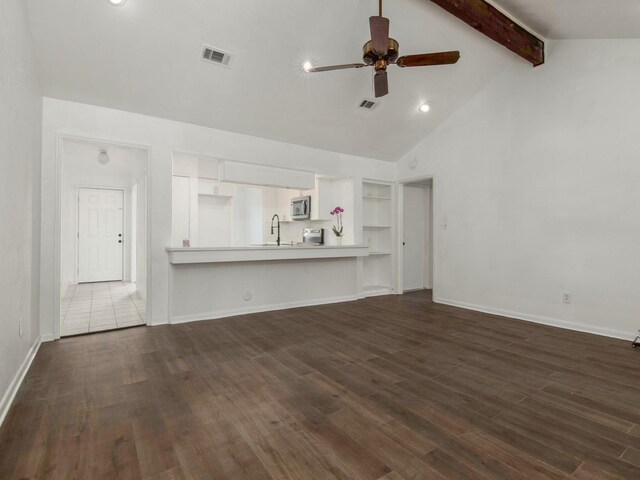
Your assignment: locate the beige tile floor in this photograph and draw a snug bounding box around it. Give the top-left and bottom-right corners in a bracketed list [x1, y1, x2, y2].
[60, 281, 145, 336]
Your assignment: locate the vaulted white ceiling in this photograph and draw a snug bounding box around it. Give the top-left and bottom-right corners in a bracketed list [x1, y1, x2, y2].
[25, 1, 640, 161]
[493, 0, 640, 39]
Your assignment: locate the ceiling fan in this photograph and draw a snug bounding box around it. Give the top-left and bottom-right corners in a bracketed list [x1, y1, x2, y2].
[306, 0, 460, 98]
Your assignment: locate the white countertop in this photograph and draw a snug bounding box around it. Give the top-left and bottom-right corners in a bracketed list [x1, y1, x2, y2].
[166, 244, 370, 264]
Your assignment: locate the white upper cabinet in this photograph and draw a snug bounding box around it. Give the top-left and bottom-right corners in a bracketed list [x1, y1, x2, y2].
[198, 178, 236, 197]
[291, 177, 333, 221]
[219, 160, 315, 190]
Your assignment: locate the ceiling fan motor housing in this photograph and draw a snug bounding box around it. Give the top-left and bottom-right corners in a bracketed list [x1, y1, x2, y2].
[362, 38, 399, 66]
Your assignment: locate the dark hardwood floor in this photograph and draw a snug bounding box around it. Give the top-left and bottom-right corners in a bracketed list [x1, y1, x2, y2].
[1, 290, 640, 479]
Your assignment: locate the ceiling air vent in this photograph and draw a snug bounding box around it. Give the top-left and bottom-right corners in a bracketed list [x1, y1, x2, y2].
[201, 45, 233, 68]
[359, 99, 376, 110]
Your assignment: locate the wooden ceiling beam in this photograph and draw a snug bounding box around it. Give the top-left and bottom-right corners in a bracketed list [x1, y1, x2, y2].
[429, 0, 545, 66]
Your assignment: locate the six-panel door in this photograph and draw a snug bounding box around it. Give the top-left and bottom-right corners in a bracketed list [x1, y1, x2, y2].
[78, 188, 124, 283]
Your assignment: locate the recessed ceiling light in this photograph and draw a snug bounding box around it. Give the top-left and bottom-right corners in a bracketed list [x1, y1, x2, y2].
[302, 61, 313, 73]
[108, 0, 127, 6]
[419, 103, 431, 113]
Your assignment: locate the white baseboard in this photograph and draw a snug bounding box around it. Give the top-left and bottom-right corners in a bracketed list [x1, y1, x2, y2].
[0, 336, 41, 428]
[434, 297, 634, 341]
[170, 294, 359, 325]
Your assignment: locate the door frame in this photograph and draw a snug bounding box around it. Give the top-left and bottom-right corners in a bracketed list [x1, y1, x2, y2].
[53, 133, 151, 340]
[397, 175, 436, 296]
[75, 186, 126, 284]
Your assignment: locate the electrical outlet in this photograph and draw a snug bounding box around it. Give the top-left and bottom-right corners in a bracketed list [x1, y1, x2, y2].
[19, 315, 23, 337]
[562, 292, 572, 304]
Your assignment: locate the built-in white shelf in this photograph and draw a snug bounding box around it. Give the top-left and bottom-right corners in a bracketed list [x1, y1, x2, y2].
[362, 180, 394, 297]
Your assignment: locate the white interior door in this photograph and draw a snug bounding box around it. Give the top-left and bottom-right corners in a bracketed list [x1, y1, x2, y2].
[78, 188, 124, 283]
[403, 185, 427, 291]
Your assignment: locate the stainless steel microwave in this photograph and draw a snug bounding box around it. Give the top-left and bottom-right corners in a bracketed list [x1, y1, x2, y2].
[290, 196, 311, 221]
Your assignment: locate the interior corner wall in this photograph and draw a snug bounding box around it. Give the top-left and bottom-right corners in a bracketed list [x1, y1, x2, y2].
[0, 0, 42, 422]
[40, 98, 396, 338]
[398, 39, 640, 340]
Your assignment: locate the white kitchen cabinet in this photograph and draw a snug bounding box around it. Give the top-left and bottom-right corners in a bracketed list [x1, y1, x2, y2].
[198, 178, 236, 197]
[289, 177, 334, 221]
[218, 182, 237, 197]
[219, 160, 315, 190]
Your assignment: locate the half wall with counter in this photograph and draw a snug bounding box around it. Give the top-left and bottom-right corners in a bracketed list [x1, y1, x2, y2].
[167, 245, 369, 323]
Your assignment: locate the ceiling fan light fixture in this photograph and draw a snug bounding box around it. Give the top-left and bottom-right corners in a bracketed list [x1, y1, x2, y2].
[419, 103, 431, 113]
[301, 0, 460, 98]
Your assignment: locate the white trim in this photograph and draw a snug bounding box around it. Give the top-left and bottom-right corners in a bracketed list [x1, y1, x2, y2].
[0, 337, 41, 428]
[363, 287, 394, 298]
[170, 294, 360, 325]
[434, 296, 635, 341]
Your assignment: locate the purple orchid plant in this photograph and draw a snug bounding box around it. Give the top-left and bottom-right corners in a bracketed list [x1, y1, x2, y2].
[330, 206, 344, 237]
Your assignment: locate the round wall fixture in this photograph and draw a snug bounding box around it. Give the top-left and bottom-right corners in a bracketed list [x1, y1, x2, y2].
[409, 158, 418, 169]
[98, 150, 111, 165]
[242, 290, 253, 302]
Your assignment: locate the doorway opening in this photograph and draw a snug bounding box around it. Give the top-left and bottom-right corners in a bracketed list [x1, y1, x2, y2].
[59, 139, 148, 336]
[400, 178, 433, 293]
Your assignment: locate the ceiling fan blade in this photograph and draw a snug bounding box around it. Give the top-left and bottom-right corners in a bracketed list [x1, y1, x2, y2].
[374, 70, 389, 98]
[308, 63, 367, 73]
[369, 16, 390, 55]
[396, 51, 460, 68]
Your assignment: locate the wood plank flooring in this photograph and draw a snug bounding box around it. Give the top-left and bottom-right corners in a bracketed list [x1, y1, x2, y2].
[1, 290, 640, 479]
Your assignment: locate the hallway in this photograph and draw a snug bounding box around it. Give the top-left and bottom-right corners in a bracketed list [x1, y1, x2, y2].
[60, 281, 145, 336]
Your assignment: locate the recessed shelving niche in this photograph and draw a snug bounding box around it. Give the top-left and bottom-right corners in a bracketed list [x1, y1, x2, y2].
[362, 181, 394, 297]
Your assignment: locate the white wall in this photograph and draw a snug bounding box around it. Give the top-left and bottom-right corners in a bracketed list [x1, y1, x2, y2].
[398, 39, 640, 340]
[41, 98, 396, 338]
[0, 0, 42, 423]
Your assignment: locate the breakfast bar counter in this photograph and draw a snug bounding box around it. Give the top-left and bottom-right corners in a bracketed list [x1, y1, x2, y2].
[166, 244, 370, 324]
[166, 244, 370, 264]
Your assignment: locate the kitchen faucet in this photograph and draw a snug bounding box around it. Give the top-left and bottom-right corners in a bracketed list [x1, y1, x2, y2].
[270, 214, 280, 246]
